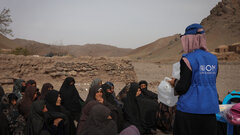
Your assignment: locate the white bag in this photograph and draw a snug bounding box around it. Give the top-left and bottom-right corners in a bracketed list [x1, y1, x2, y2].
[172, 62, 180, 79]
[158, 77, 178, 107]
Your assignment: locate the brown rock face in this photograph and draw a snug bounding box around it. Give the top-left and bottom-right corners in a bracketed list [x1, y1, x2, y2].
[201, 0, 240, 50]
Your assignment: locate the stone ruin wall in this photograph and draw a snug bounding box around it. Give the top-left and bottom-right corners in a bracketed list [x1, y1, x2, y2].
[0, 54, 137, 92]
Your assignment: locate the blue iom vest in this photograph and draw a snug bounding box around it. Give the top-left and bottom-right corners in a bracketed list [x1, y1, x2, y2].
[177, 49, 219, 114]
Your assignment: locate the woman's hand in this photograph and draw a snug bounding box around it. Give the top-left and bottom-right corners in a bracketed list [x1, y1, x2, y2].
[53, 118, 63, 126]
[168, 78, 176, 87]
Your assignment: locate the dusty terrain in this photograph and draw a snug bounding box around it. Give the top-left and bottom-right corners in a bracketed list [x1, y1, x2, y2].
[1, 54, 239, 135]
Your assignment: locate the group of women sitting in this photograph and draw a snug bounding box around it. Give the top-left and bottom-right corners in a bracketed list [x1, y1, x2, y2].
[0, 77, 162, 135]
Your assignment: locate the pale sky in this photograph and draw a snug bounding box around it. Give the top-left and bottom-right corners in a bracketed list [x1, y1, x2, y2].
[0, 0, 221, 49]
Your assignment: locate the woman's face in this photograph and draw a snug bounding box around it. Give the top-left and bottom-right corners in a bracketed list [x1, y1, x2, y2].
[111, 86, 114, 93]
[140, 84, 146, 89]
[136, 88, 142, 97]
[42, 105, 48, 112]
[32, 92, 38, 100]
[70, 81, 74, 86]
[48, 87, 53, 90]
[95, 88, 103, 98]
[56, 94, 61, 106]
[11, 99, 17, 105]
[98, 81, 102, 86]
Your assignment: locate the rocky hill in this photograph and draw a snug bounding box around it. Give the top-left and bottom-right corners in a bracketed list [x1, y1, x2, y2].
[129, 0, 240, 62]
[201, 0, 240, 50]
[0, 35, 132, 57]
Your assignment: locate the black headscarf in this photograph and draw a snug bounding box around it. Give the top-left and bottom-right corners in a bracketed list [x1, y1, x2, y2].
[39, 83, 53, 100]
[44, 90, 60, 112]
[85, 85, 101, 104]
[45, 90, 76, 135]
[8, 93, 18, 104]
[139, 80, 158, 100]
[80, 104, 117, 135]
[25, 100, 47, 135]
[102, 83, 117, 106]
[26, 80, 36, 87]
[59, 77, 83, 113]
[19, 86, 37, 118]
[0, 85, 5, 101]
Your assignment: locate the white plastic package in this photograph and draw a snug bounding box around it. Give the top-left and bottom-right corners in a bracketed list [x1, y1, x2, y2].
[158, 77, 178, 107]
[172, 62, 180, 80]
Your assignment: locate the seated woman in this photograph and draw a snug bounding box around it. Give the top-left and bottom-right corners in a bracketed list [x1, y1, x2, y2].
[18, 86, 38, 119]
[45, 90, 76, 135]
[39, 83, 53, 100]
[77, 84, 125, 134]
[77, 85, 104, 135]
[123, 82, 158, 134]
[0, 93, 26, 135]
[80, 104, 118, 135]
[25, 100, 56, 135]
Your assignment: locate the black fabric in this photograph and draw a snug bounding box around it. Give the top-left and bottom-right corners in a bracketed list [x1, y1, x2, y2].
[0, 112, 10, 135]
[45, 90, 60, 112]
[0, 85, 5, 101]
[1, 94, 26, 134]
[102, 83, 117, 106]
[8, 93, 18, 102]
[19, 86, 37, 119]
[123, 82, 158, 134]
[39, 83, 53, 100]
[174, 58, 192, 95]
[123, 83, 142, 132]
[173, 110, 217, 135]
[80, 104, 118, 135]
[26, 80, 37, 87]
[76, 100, 100, 135]
[139, 80, 158, 100]
[59, 77, 84, 116]
[45, 90, 76, 135]
[85, 85, 101, 104]
[141, 88, 158, 100]
[137, 95, 158, 133]
[25, 100, 50, 135]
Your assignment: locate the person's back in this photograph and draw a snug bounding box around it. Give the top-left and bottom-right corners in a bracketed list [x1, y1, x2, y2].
[177, 49, 219, 114]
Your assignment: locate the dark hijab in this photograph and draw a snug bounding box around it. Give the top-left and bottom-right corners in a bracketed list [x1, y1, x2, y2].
[0, 85, 5, 101]
[85, 85, 101, 104]
[139, 80, 158, 100]
[39, 83, 53, 100]
[123, 82, 146, 134]
[25, 100, 47, 135]
[102, 83, 117, 106]
[59, 77, 83, 112]
[19, 86, 37, 118]
[80, 104, 117, 135]
[45, 90, 76, 135]
[26, 80, 37, 87]
[44, 90, 60, 112]
[124, 82, 158, 134]
[76, 100, 100, 135]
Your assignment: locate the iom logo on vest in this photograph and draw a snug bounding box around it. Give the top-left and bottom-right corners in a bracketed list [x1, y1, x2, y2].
[199, 65, 217, 74]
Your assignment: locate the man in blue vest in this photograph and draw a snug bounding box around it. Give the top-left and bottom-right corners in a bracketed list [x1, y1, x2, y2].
[169, 23, 219, 135]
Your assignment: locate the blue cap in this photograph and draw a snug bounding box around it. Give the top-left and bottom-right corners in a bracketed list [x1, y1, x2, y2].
[184, 23, 205, 35]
